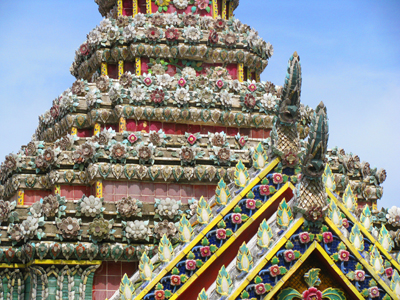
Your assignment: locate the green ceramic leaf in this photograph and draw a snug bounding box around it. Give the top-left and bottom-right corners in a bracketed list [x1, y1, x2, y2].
[321, 287, 346, 300]
[304, 268, 321, 287]
[277, 288, 302, 300]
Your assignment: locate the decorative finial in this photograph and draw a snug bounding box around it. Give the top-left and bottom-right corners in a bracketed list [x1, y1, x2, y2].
[279, 52, 302, 126]
[301, 101, 328, 179]
[294, 102, 329, 226]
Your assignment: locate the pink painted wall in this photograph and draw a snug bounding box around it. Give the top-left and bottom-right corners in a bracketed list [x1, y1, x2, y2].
[103, 181, 216, 204]
[93, 261, 138, 299]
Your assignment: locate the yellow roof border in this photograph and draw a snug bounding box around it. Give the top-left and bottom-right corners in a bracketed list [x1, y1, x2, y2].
[325, 217, 397, 299]
[136, 158, 281, 299]
[230, 217, 305, 299]
[0, 259, 101, 269]
[170, 181, 294, 299]
[262, 241, 364, 300]
[327, 189, 400, 272]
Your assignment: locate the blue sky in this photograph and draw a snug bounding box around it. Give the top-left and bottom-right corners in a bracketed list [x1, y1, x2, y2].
[0, 1, 399, 208]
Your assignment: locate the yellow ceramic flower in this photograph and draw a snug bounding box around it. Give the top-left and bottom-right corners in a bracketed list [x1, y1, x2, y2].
[156, 0, 170, 6]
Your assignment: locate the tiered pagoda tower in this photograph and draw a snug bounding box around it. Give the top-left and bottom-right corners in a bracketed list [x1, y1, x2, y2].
[0, 1, 399, 300]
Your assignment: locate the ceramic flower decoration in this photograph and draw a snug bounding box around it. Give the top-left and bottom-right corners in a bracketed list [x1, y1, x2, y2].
[278, 268, 345, 300]
[155, 198, 182, 219]
[56, 217, 82, 241]
[77, 195, 105, 218]
[0, 200, 18, 225]
[116, 196, 143, 218]
[123, 220, 152, 242]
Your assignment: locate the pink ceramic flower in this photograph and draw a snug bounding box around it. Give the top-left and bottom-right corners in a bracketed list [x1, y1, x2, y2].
[302, 287, 322, 300]
[195, 0, 209, 10]
[254, 283, 266, 295]
[248, 82, 257, 92]
[368, 286, 379, 298]
[284, 250, 296, 262]
[216, 79, 225, 89]
[338, 250, 350, 262]
[269, 265, 281, 277]
[322, 232, 333, 243]
[299, 232, 310, 244]
[143, 76, 152, 86]
[259, 185, 270, 196]
[186, 259, 196, 270]
[170, 275, 181, 286]
[342, 218, 349, 228]
[246, 199, 256, 210]
[385, 267, 393, 277]
[216, 228, 226, 240]
[354, 270, 365, 281]
[178, 77, 186, 87]
[200, 246, 211, 257]
[127, 133, 138, 144]
[272, 173, 283, 184]
[155, 290, 165, 300]
[238, 136, 247, 147]
[80, 43, 90, 56]
[231, 213, 242, 224]
[187, 134, 197, 145]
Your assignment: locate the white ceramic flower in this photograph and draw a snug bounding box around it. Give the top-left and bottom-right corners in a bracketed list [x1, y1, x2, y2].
[151, 63, 166, 75]
[133, 13, 147, 27]
[261, 93, 277, 111]
[189, 199, 198, 216]
[246, 29, 259, 47]
[165, 13, 180, 25]
[80, 195, 103, 217]
[59, 91, 75, 111]
[229, 79, 241, 92]
[200, 16, 213, 29]
[231, 18, 243, 32]
[197, 87, 214, 106]
[174, 87, 191, 106]
[43, 110, 52, 124]
[130, 86, 146, 103]
[88, 29, 102, 45]
[85, 88, 101, 108]
[21, 216, 39, 239]
[29, 202, 43, 218]
[387, 206, 400, 227]
[107, 26, 120, 42]
[99, 18, 112, 32]
[109, 83, 122, 103]
[220, 91, 232, 108]
[123, 24, 137, 41]
[182, 67, 197, 79]
[265, 42, 274, 57]
[156, 198, 181, 218]
[125, 220, 151, 240]
[183, 26, 202, 42]
[173, 0, 189, 9]
[156, 74, 172, 87]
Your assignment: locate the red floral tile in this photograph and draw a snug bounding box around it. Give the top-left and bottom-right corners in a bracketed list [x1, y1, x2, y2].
[149, 121, 163, 131]
[107, 262, 121, 276]
[92, 290, 107, 300]
[155, 184, 168, 197]
[128, 183, 141, 196]
[194, 185, 208, 199]
[126, 120, 137, 131]
[168, 184, 180, 197]
[227, 127, 239, 136]
[141, 183, 155, 195]
[181, 185, 193, 197]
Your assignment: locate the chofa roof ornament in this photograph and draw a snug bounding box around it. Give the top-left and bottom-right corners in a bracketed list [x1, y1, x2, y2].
[270, 52, 302, 164]
[294, 102, 329, 226]
[279, 51, 301, 126]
